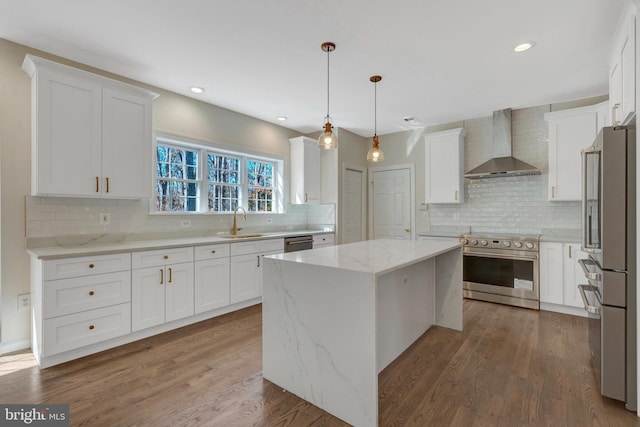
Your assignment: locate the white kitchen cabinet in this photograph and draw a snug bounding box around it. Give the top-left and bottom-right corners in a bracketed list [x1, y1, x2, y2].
[290, 136, 321, 204]
[22, 54, 156, 199]
[313, 233, 335, 248]
[610, 9, 636, 125]
[563, 243, 589, 308]
[539, 242, 564, 304]
[424, 128, 465, 204]
[131, 247, 194, 332]
[32, 253, 132, 362]
[229, 239, 284, 304]
[539, 241, 588, 313]
[544, 102, 609, 201]
[194, 243, 231, 314]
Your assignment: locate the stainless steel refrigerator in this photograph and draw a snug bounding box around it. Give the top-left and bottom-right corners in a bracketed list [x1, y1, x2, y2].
[581, 125, 636, 411]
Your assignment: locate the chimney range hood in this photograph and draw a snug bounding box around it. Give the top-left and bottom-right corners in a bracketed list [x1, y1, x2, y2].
[464, 109, 541, 179]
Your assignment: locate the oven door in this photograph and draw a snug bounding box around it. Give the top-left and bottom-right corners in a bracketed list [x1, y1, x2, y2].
[463, 250, 539, 301]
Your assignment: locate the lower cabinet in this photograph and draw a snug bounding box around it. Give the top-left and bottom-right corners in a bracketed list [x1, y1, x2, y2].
[313, 232, 335, 248]
[131, 247, 194, 332]
[539, 242, 588, 312]
[194, 243, 231, 313]
[229, 238, 284, 304]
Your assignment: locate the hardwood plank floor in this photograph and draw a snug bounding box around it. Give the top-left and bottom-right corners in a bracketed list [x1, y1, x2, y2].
[1, 300, 638, 426]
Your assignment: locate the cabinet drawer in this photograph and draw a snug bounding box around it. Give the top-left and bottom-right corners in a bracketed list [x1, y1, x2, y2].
[194, 243, 230, 261]
[43, 271, 131, 319]
[313, 233, 334, 246]
[132, 246, 193, 269]
[230, 238, 284, 256]
[43, 303, 131, 355]
[43, 252, 131, 280]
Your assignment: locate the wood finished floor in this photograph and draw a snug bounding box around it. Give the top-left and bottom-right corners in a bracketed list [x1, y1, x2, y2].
[1, 299, 639, 426]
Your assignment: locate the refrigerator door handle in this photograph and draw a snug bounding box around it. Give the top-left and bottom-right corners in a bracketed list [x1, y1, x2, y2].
[578, 258, 602, 281]
[578, 284, 602, 315]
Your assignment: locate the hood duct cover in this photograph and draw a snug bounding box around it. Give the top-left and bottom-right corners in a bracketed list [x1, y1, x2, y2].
[464, 109, 541, 179]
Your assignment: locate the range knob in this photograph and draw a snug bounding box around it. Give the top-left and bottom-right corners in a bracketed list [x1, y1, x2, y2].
[525, 242, 535, 249]
[514, 241, 523, 248]
[503, 241, 511, 247]
[480, 240, 488, 246]
[470, 239, 478, 245]
[461, 238, 469, 245]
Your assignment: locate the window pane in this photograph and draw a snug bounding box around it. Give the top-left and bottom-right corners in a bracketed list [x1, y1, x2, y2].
[208, 184, 239, 212]
[156, 179, 198, 212]
[207, 153, 241, 185]
[248, 187, 273, 212]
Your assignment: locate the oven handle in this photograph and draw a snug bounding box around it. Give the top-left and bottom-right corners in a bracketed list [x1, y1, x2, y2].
[578, 284, 602, 315]
[463, 251, 538, 261]
[578, 258, 602, 281]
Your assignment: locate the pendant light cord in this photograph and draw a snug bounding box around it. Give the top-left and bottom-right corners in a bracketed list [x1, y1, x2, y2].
[374, 80, 377, 136]
[326, 48, 330, 121]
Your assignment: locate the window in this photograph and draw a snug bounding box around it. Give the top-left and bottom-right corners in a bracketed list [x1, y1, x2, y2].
[155, 136, 282, 214]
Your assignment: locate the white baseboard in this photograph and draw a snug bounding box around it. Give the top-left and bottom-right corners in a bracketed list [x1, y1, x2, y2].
[0, 339, 31, 356]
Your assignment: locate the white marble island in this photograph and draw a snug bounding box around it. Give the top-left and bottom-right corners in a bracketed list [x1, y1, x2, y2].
[262, 239, 462, 427]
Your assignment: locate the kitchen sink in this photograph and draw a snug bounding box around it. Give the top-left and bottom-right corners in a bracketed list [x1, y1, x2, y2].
[218, 233, 263, 239]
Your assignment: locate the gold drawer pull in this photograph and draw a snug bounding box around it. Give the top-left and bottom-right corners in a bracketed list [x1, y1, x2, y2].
[160, 269, 164, 285]
[105, 177, 109, 193]
[168, 268, 173, 283]
[89, 264, 95, 269]
[89, 291, 95, 296]
[95, 176, 99, 193]
[163, 255, 169, 260]
[89, 325, 95, 330]
[211, 250, 216, 254]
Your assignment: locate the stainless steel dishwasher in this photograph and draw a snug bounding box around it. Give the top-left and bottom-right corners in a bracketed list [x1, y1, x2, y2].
[284, 235, 313, 252]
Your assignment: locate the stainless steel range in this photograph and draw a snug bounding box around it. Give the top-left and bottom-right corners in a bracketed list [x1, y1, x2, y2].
[462, 233, 540, 310]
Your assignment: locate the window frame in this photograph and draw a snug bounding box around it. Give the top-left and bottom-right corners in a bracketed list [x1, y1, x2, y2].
[153, 133, 284, 214]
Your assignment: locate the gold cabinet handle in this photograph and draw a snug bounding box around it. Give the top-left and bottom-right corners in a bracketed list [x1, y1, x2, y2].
[95, 176, 99, 193]
[105, 177, 109, 193]
[569, 245, 572, 259]
[89, 263, 94, 269]
[405, 228, 411, 232]
[163, 255, 168, 260]
[160, 269, 164, 285]
[304, 192, 308, 203]
[257, 255, 260, 267]
[211, 250, 216, 254]
[89, 291, 95, 296]
[551, 186, 555, 199]
[89, 325, 95, 330]
[168, 267, 172, 283]
[454, 190, 458, 201]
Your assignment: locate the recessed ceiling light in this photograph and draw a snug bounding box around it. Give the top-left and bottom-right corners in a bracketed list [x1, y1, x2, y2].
[514, 41, 535, 53]
[276, 116, 287, 121]
[190, 86, 205, 94]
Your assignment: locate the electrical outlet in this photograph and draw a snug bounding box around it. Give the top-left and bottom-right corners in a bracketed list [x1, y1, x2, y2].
[99, 213, 111, 225]
[18, 293, 30, 311]
[181, 220, 191, 227]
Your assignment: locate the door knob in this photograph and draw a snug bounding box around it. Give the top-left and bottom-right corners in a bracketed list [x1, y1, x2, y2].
[405, 228, 411, 232]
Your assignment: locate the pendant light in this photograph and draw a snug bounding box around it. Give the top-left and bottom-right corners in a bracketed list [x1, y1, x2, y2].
[367, 75, 384, 162]
[318, 42, 338, 149]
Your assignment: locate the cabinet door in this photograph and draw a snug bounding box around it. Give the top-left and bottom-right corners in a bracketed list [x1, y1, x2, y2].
[230, 253, 261, 304]
[563, 243, 588, 308]
[290, 137, 321, 204]
[424, 128, 465, 204]
[620, 15, 636, 124]
[131, 267, 165, 331]
[195, 258, 230, 313]
[34, 67, 102, 197]
[165, 262, 195, 323]
[547, 111, 597, 201]
[610, 61, 622, 125]
[101, 88, 152, 198]
[539, 242, 563, 304]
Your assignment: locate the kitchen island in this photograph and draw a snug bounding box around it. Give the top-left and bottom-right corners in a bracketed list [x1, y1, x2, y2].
[262, 239, 462, 427]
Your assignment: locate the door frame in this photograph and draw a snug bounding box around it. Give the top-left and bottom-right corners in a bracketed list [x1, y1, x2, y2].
[368, 163, 416, 240]
[341, 163, 367, 244]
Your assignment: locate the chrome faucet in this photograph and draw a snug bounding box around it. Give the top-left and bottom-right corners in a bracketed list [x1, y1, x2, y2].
[232, 206, 247, 235]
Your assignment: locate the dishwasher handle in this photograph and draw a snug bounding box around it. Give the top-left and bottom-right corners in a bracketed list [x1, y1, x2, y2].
[578, 284, 602, 315]
[286, 239, 313, 246]
[578, 258, 602, 281]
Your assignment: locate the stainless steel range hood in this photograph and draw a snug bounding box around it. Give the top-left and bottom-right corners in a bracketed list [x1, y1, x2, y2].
[464, 109, 541, 179]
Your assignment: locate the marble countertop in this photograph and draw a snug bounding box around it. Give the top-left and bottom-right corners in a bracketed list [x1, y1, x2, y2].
[266, 238, 460, 277]
[540, 228, 581, 243]
[27, 229, 333, 259]
[418, 225, 470, 238]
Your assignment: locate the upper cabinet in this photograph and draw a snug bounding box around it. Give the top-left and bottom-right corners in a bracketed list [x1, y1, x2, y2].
[424, 128, 466, 204]
[289, 136, 320, 204]
[544, 102, 608, 201]
[610, 8, 636, 126]
[22, 55, 157, 199]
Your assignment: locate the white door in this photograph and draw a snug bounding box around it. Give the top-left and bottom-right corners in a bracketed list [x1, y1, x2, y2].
[343, 167, 365, 243]
[229, 253, 261, 304]
[194, 258, 230, 314]
[371, 168, 412, 240]
[131, 267, 165, 332]
[165, 262, 195, 323]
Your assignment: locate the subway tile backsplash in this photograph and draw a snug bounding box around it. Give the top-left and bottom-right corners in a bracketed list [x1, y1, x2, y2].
[429, 105, 581, 234]
[26, 195, 335, 240]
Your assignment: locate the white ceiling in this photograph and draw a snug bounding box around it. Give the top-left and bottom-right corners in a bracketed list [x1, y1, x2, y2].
[0, 0, 625, 137]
